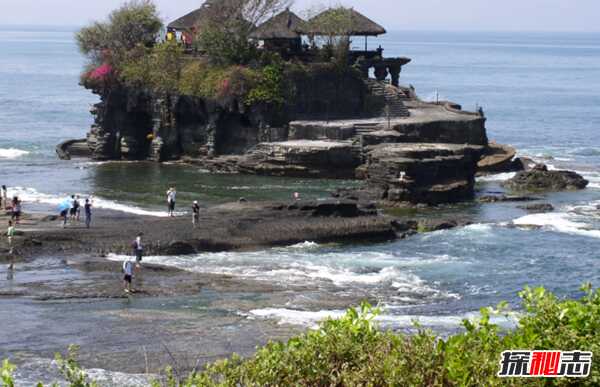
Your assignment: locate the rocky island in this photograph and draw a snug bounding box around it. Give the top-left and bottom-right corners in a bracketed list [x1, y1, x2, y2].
[56, 0, 514, 207]
[48, 0, 594, 260]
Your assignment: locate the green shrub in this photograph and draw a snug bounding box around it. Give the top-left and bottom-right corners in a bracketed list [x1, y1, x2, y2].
[1, 359, 16, 387]
[171, 285, 600, 386]
[244, 64, 285, 106]
[120, 41, 184, 93]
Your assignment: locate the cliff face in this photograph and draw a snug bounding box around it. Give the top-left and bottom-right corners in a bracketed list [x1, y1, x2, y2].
[85, 69, 377, 161]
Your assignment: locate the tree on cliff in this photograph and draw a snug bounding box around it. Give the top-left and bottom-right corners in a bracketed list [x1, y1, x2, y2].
[194, 0, 293, 65]
[76, 0, 163, 69]
[302, 5, 357, 69]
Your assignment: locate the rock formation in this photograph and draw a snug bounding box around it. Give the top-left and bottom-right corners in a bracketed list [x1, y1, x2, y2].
[362, 143, 484, 204]
[503, 164, 588, 192]
[237, 140, 361, 178]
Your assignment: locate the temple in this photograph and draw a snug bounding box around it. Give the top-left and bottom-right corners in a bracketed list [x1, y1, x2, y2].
[167, 4, 411, 87]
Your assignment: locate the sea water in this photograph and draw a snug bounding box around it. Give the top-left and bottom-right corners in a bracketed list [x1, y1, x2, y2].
[1, 27, 600, 384]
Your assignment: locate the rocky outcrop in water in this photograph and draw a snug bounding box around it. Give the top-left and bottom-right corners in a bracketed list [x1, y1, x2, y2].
[503, 164, 588, 192]
[361, 143, 484, 204]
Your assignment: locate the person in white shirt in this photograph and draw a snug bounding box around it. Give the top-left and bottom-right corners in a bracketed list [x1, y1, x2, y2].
[132, 232, 143, 265]
[122, 259, 134, 292]
[166, 187, 177, 217]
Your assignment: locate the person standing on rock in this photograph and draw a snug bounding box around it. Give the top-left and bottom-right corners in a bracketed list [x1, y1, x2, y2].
[7, 220, 15, 270]
[69, 195, 77, 221]
[166, 187, 177, 217]
[75, 195, 82, 221]
[192, 200, 200, 228]
[1, 185, 7, 210]
[84, 198, 92, 228]
[11, 197, 21, 225]
[132, 232, 144, 266]
[122, 258, 135, 293]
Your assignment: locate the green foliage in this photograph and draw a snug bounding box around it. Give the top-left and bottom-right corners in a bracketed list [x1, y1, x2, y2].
[120, 41, 184, 93]
[1, 359, 16, 387]
[244, 64, 285, 106]
[55, 345, 97, 387]
[76, 0, 162, 67]
[157, 286, 600, 386]
[178, 62, 285, 107]
[195, 25, 259, 67]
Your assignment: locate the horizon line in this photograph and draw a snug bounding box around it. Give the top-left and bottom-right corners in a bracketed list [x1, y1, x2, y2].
[0, 23, 599, 35]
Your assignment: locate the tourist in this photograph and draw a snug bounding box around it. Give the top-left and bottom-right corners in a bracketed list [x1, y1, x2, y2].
[69, 195, 77, 220]
[132, 232, 143, 265]
[166, 187, 176, 217]
[122, 258, 134, 293]
[84, 198, 92, 228]
[11, 197, 21, 225]
[7, 220, 15, 270]
[60, 208, 69, 228]
[75, 195, 82, 221]
[1, 185, 7, 210]
[70, 195, 79, 221]
[192, 200, 200, 228]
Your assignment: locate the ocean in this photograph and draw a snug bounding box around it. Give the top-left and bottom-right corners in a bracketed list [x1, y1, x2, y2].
[1, 27, 600, 384]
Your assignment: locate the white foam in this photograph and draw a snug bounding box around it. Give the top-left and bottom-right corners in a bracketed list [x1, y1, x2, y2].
[107, 248, 459, 303]
[247, 308, 517, 329]
[12, 357, 153, 387]
[476, 172, 516, 182]
[575, 170, 600, 190]
[513, 212, 600, 239]
[285, 241, 320, 250]
[10, 187, 177, 217]
[0, 147, 29, 159]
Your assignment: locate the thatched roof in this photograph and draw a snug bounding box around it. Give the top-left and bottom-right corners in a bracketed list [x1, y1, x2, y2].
[301, 8, 386, 36]
[168, 1, 216, 30]
[168, 0, 252, 31]
[249, 9, 307, 40]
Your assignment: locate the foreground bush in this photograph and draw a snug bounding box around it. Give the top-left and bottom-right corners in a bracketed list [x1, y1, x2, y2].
[2, 285, 599, 386]
[171, 285, 600, 386]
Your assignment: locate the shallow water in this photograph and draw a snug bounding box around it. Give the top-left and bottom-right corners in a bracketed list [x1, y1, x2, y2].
[1, 27, 600, 384]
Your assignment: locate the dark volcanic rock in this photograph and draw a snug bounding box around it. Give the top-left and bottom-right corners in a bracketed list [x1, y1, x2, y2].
[237, 140, 361, 178]
[518, 203, 555, 213]
[478, 195, 539, 203]
[503, 168, 588, 192]
[418, 219, 459, 231]
[364, 143, 484, 204]
[477, 143, 520, 174]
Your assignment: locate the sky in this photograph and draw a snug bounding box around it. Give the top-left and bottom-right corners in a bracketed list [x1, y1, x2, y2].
[0, 0, 598, 32]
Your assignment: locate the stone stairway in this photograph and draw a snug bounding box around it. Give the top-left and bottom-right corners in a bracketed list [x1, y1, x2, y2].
[366, 79, 411, 118]
[354, 122, 381, 136]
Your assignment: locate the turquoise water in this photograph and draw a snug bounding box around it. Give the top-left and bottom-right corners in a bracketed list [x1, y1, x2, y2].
[1, 27, 600, 382]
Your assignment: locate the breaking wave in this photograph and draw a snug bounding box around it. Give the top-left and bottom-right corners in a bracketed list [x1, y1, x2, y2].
[9, 187, 177, 217]
[476, 172, 516, 182]
[512, 211, 600, 239]
[0, 147, 29, 159]
[247, 308, 518, 330]
[108, 248, 461, 304]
